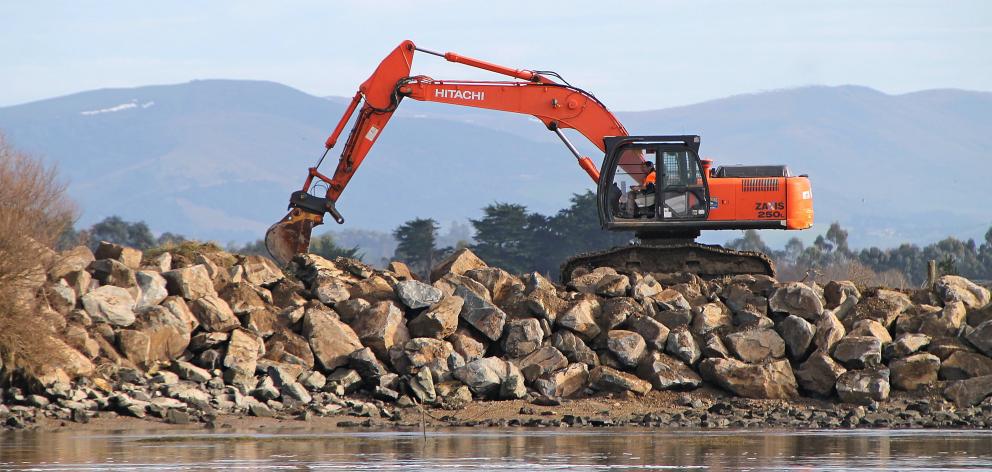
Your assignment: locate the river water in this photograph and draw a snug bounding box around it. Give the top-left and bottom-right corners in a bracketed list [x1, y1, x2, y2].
[2, 427, 991, 470]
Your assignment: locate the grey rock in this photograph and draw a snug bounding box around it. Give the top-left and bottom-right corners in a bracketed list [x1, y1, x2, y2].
[665, 327, 700, 365]
[966, 320, 992, 357]
[162, 264, 217, 300]
[588, 366, 651, 395]
[796, 351, 847, 397]
[832, 336, 882, 369]
[135, 270, 168, 309]
[552, 330, 598, 367]
[890, 353, 940, 391]
[884, 333, 931, 360]
[943, 375, 992, 407]
[557, 298, 601, 340]
[836, 369, 890, 405]
[724, 328, 786, 363]
[699, 358, 798, 399]
[636, 351, 701, 390]
[502, 318, 544, 358]
[516, 346, 568, 383]
[606, 330, 647, 368]
[395, 280, 443, 309]
[455, 284, 507, 341]
[777, 315, 815, 359]
[701, 333, 731, 359]
[625, 314, 670, 351]
[408, 296, 463, 339]
[768, 282, 823, 320]
[81, 286, 136, 327]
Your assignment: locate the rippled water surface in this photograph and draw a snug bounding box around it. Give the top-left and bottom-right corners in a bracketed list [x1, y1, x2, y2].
[2, 427, 991, 470]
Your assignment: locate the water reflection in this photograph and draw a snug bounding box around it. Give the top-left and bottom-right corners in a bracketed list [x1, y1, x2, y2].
[2, 427, 991, 470]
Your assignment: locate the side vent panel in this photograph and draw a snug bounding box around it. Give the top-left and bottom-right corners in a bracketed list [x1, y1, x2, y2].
[742, 178, 780, 192]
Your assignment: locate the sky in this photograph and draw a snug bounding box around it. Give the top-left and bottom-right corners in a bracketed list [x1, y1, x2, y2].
[2, 0, 990, 110]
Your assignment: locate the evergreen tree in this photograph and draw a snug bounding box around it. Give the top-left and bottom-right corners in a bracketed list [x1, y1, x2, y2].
[393, 218, 438, 279]
[310, 233, 363, 260]
[470, 204, 538, 274]
[86, 215, 156, 250]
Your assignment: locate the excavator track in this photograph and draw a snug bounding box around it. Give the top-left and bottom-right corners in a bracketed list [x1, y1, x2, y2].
[560, 242, 776, 284]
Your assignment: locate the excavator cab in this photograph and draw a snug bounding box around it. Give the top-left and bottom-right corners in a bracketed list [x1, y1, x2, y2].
[597, 135, 710, 234]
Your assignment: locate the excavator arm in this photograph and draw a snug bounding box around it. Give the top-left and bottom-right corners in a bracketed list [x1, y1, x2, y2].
[266, 40, 630, 264]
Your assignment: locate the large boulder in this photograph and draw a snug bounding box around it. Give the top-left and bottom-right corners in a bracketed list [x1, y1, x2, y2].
[832, 336, 883, 369]
[453, 357, 508, 398]
[884, 333, 931, 360]
[939, 351, 992, 380]
[724, 328, 786, 363]
[796, 351, 847, 397]
[132, 305, 192, 364]
[848, 319, 893, 345]
[516, 346, 568, 383]
[890, 353, 940, 391]
[535, 363, 589, 398]
[502, 318, 543, 358]
[94, 241, 142, 269]
[625, 314, 670, 351]
[934, 275, 991, 309]
[636, 351, 701, 390]
[599, 297, 639, 331]
[552, 330, 598, 367]
[162, 265, 217, 300]
[777, 315, 815, 359]
[446, 327, 487, 362]
[430, 248, 488, 283]
[606, 330, 646, 368]
[408, 295, 463, 339]
[81, 285, 136, 327]
[691, 302, 733, 335]
[568, 267, 619, 294]
[223, 329, 263, 391]
[919, 301, 967, 338]
[135, 270, 168, 309]
[588, 366, 651, 395]
[824, 280, 860, 309]
[768, 283, 823, 320]
[395, 280, 443, 310]
[49, 245, 95, 281]
[465, 267, 524, 305]
[699, 358, 798, 399]
[239, 255, 283, 286]
[264, 330, 315, 369]
[302, 305, 363, 371]
[394, 337, 464, 380]
[665, 326, 700, 365]
[835, 369, 890, 405]
[349, 347, 390, 384]
[814, 310, 846, 352]
[966, 320, 992, 357]
[348, 301, 410, 360]
[455, 284, 507, 341]
[88, 259, 137, 290]
[190, 295, 240, 332]
[943, 375, 992, 407]
[557, 298, 601, 340]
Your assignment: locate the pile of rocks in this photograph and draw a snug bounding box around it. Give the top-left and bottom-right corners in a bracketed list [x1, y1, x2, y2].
[2, 241, 991, 429]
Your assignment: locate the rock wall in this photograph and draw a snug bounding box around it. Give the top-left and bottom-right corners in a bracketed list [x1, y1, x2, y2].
[2, 242, 992, 428]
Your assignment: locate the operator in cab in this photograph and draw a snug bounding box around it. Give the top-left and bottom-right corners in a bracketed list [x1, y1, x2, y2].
[642, 161, 656, 192]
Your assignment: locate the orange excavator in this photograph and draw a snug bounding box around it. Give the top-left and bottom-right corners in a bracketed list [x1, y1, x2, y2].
[266, 40, 814, 281]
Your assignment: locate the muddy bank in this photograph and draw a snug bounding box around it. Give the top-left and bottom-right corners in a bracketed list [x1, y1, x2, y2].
[3, 242, 992, 431]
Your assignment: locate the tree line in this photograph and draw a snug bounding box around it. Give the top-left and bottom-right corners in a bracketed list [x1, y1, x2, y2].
[71, 198, 992, 287]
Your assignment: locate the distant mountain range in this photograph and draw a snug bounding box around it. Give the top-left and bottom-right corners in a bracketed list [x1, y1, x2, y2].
[0, 79, 988, 251]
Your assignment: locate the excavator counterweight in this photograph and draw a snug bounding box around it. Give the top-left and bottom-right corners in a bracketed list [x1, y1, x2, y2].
[266, 41, 814, 280]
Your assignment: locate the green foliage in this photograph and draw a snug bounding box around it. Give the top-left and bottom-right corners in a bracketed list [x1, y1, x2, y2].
[86, 215, 157, 250]
[393, 218, 438, 279]
[310, 233, 363, 260]
[468, 191, 630, 277]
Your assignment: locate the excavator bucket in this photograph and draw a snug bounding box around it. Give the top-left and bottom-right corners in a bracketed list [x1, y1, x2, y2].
[264, 208, 324, 266]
